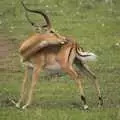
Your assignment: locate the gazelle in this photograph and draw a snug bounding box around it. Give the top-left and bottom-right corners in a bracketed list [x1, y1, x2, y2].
[15, 2, 103, 109]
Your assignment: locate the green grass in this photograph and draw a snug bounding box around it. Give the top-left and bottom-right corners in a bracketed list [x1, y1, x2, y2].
[0, 0, 120, 120]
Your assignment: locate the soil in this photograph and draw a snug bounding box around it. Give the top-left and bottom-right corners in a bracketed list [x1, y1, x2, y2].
[0, 35, 21, 72]
[0, 37, 14, 57]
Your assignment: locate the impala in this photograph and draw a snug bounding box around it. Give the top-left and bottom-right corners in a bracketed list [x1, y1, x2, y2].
[15, 1, 103, 109]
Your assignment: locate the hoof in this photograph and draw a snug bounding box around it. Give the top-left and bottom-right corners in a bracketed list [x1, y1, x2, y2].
[98, 102, 103, 108]
[16, 103, 21, 108]
[22, 106, 26, 109]
[22, 104, 28, 109]
[98, 104, 102, 108]
[83, 105, 89, 110]
[98, 97, 103, 107]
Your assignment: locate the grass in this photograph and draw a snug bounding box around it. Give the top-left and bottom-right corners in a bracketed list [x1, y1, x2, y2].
[0, 0, 120, 120]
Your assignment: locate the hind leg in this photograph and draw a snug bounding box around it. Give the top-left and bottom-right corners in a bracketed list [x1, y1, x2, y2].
[62, 64, 88, 110]
[80, 63, 103, 106]
[92, 78, 103, 106]
[58, 43, 88, 109]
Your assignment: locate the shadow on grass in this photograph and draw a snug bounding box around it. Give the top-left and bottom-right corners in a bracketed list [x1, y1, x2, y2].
[0, 92, 83, 110]
[32, 99, 83, 110]
[0, 91, 120, 110]
[0, 93, 17, 107]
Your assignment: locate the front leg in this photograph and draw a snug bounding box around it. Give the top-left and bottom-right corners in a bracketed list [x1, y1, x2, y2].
[22, 66, 41, 109]
[16, 66, 33, 108]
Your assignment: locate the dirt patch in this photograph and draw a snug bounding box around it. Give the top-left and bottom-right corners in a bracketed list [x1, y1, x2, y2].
[0, 35, 21, 72]
[0, 37, 14, 57]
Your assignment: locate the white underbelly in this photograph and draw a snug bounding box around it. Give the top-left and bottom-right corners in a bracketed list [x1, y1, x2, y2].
[23, 61, 34, 68]
[45, 62, 62, 74]
[23, 61, 62, 74]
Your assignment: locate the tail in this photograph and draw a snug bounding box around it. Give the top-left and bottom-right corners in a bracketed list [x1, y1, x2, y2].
[76, 46, 97, 62]
[77, 52, 97, 62]
[75, 45, 96, 79]
[21, 1, 52, 30]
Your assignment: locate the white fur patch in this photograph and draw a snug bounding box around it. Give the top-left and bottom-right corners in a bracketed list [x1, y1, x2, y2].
[23, 61, 34, 68]
[77, 52, 97, 62]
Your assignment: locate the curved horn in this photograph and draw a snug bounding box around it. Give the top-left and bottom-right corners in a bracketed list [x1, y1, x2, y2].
[25, 11, 36, 26]
[21, 1, 52, 30]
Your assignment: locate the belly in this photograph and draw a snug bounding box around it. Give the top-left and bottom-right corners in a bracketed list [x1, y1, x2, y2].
[22, 48, 63, 75]
[44, 62, 62, 74]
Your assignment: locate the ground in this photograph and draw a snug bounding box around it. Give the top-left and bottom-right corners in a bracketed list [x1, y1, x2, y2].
[0, 35, 20, 72]
[0, 0, 120, 120]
